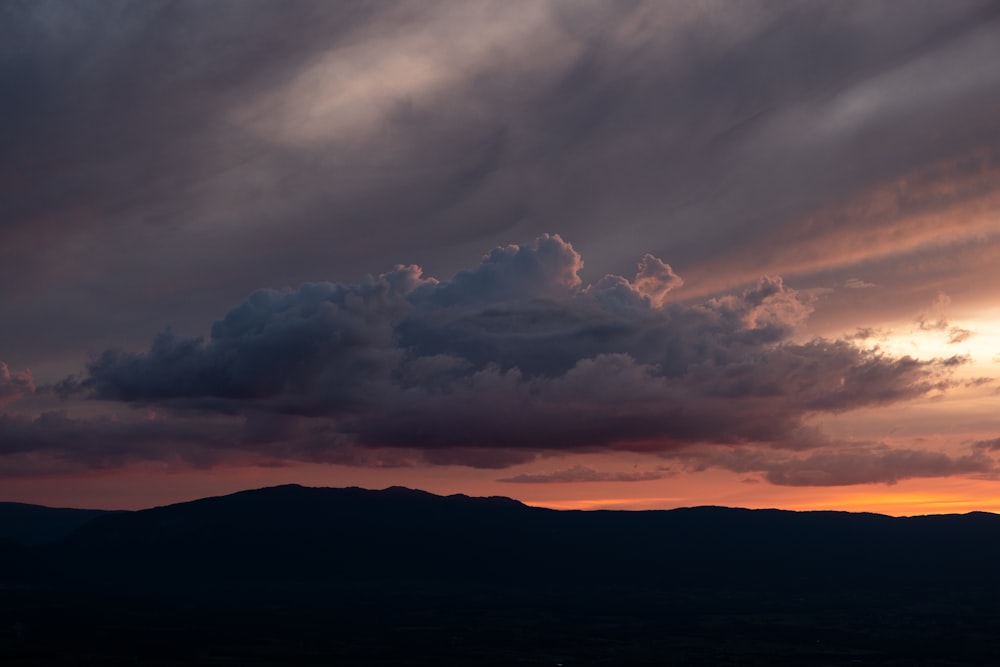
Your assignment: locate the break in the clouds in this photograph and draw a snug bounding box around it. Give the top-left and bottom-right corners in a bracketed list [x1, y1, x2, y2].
[44, 234, 965, 477]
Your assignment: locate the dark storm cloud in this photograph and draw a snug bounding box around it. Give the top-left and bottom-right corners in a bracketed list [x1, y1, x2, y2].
[49, 235, 962, 469]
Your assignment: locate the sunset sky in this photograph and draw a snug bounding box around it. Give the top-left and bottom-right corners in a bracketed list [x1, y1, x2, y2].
[3, 1, 1000, 514]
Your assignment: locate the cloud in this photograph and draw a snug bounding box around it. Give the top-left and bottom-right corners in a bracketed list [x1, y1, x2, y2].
[675, 444, 994, 486]
[46, 235, 964, 472]
[849, 327, 882, 341]
[422, 234, 584, 307]
[0, 363, 34, 405]
[0, 410, 238, 473]
[917, 291, 953, 331]
[629, 254, 684, 307]
[947, 327, 973, 344]
[4, 1, 999, 374]
[973, 437, 1000, 451]
[3, 3, 999, 493]
[498, 465, 667, 484]
[762, 448, 993, 486]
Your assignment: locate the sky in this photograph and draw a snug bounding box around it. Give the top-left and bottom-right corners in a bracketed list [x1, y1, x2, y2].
[2, 0, 1000, 514]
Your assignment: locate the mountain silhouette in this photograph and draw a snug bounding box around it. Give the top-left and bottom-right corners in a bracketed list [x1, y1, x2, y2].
[0, 502, 113, 546]
[4, 485, 1000, 665]
[38, 484, 1000, 592]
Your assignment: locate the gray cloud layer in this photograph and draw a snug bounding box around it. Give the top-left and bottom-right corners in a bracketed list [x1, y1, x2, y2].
[3, 1, 999, 372]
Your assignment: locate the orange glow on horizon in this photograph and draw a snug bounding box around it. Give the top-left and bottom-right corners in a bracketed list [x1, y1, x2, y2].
[3, 462, 1000, 518]
[524, 481, 1000, 517]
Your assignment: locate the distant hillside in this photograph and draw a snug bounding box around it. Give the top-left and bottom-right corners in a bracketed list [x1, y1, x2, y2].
[37, 484, 1000, 595]
[6, 486, 1000, 666]
[0, 502, 116, 546]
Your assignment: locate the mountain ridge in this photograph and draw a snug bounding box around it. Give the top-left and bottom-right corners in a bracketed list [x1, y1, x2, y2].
[6, 484, 1000, 665]
[23, 484, 1000, 586]
[10, 482, 1000, 517]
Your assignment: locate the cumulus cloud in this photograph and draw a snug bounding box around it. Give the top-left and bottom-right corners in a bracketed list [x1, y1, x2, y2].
[44, 235, 965, 475]
[628, 254, 684, 307]
[0, 363, 34, 405]
[498, 465, 668, 484]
